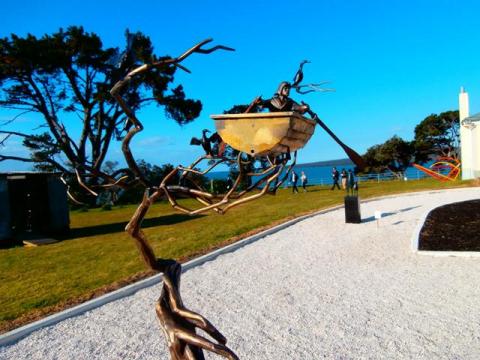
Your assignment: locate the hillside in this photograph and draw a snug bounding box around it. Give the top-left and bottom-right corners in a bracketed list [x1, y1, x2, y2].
[298, 158, 354, 167]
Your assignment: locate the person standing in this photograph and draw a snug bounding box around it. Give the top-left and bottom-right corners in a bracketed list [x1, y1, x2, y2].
[331, 167, 340, 190]
[300, 171, 308, 192]
[340, 168, 348, 189]
[291, 170, 299, 194]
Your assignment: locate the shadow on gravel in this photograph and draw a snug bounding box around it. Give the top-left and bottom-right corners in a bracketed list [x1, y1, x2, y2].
[361, 205, 422, 223]
[361, 212, 396, 223]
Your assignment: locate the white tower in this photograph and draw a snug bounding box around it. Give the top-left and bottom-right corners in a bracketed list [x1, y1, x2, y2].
[459, 87, 480, 179]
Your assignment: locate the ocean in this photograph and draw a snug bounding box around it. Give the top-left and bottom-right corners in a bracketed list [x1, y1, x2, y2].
[207, 164, 429, 185]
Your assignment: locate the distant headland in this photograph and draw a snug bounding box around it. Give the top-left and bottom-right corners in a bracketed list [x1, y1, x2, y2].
[298, 158, 354, 167]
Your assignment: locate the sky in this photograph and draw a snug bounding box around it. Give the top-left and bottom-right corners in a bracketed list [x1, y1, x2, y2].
[1, 0, 480, 171]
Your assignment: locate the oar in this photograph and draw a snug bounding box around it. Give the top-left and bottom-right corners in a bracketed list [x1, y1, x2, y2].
[305, 108, 366, 171]
[244, 96, 261, 113]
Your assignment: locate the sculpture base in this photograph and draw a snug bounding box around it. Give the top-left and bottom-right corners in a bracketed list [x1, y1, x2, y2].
[344, 195, 361, 224]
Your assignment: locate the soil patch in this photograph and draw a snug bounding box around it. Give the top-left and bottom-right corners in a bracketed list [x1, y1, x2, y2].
[418, 199, 480, 251]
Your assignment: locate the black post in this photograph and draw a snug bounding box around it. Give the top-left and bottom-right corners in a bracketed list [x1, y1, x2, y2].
[344, 171, 361, 223]
[344, 194, 361, 223]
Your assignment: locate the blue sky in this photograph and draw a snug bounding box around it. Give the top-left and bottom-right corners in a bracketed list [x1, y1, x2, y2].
[1, 0, 480, 171]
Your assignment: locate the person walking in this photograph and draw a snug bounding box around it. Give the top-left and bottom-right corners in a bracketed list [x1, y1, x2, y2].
[331, 167, 340, 190]
[300, 171, 308, 192]
[340, 168, 347, 189]
[291, 170, 299, 194]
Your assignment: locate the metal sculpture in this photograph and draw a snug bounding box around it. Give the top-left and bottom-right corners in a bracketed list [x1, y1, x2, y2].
[107, 40, 365, 359]
[244, 63, 365, 168]
[109, 39, 241, 360]
[412, 156, 461, 181]
[189, 129, 223, 157]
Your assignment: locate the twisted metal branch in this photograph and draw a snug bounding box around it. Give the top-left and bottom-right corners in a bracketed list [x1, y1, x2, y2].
[111, 39, 238, 360]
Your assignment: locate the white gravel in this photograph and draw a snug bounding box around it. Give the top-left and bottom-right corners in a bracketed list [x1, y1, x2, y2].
[2, 188, 480, 360]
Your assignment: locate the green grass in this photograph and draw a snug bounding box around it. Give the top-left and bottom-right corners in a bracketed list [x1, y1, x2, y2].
[0, 179, 476, 331]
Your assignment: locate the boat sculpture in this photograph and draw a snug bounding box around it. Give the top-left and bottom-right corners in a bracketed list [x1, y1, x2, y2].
[211, 112, 316, 156]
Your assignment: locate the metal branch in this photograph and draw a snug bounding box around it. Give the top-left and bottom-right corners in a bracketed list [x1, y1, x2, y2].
[59, 176, 85, 205]
[75, 168, 98, 196]
[294, 82, 335, 94]
[125, 188, 238, 359]
[110, 39, 234, 188]
[99, 175, 130, 189]
[107, 38, 239, 359]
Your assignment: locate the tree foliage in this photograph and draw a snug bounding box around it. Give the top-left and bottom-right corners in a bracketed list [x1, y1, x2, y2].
[412, 110, 459, 164]
[115, 160, 180, 204]
[363, 135, 414, 176]
[0, 26, 202, 175]
[362, 110, 459, 176]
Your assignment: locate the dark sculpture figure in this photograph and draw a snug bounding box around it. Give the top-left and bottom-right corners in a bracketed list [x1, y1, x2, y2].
[248, 60, 312, 113]
[190, 129, 223, 157]
[259, 81, 310, 113]
[246, 61, 365, 170]
[292, 60, 309, 88]
[346, 169, 358, 196]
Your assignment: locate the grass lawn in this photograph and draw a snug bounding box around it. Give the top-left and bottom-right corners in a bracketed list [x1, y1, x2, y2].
[0, 178, 477, 332]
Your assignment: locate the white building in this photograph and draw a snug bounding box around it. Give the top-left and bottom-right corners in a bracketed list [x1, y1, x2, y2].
[458, 88, 480, 179]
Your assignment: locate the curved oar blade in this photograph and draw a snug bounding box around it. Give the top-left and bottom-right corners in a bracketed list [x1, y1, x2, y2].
[307, 110, 366, 170]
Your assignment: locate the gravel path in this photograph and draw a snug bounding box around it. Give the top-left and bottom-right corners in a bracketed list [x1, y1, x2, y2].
[2, 188, 480, 359]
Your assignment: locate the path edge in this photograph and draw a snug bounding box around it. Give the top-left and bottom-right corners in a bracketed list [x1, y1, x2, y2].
[2, 187, 478, 346]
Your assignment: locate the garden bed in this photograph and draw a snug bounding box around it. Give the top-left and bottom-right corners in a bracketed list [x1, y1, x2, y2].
[418, 199, 480, 251]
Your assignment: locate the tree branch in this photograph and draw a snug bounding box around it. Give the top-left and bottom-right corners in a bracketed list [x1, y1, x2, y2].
[0, 103, 37, 112]
[0, 130, 57, 146]
[0, 154, 35, 163]
[35, 76, 57, 117]
[25, 75, 64, 142]
[0, 133, 12, 146]
[0, 110, 34, 127]
[93, 102, 119, 170]
[62, 66, 88, 107]
[0, 153, 70, 173]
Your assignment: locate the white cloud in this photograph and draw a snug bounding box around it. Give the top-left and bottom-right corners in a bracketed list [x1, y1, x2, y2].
[1, 139, 28, 154]
[137, 136, 174, 147]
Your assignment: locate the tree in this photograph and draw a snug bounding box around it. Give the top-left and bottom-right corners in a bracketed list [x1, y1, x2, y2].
[362, 144, 383, 173]
[363, 135, 414, 177]
[115, 160, 177, 204]
[0, 27, 202, 180]
[412, 110, 459, 164]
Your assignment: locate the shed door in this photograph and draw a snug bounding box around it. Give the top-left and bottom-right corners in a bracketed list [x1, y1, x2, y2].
[8, 177, 50, 235]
